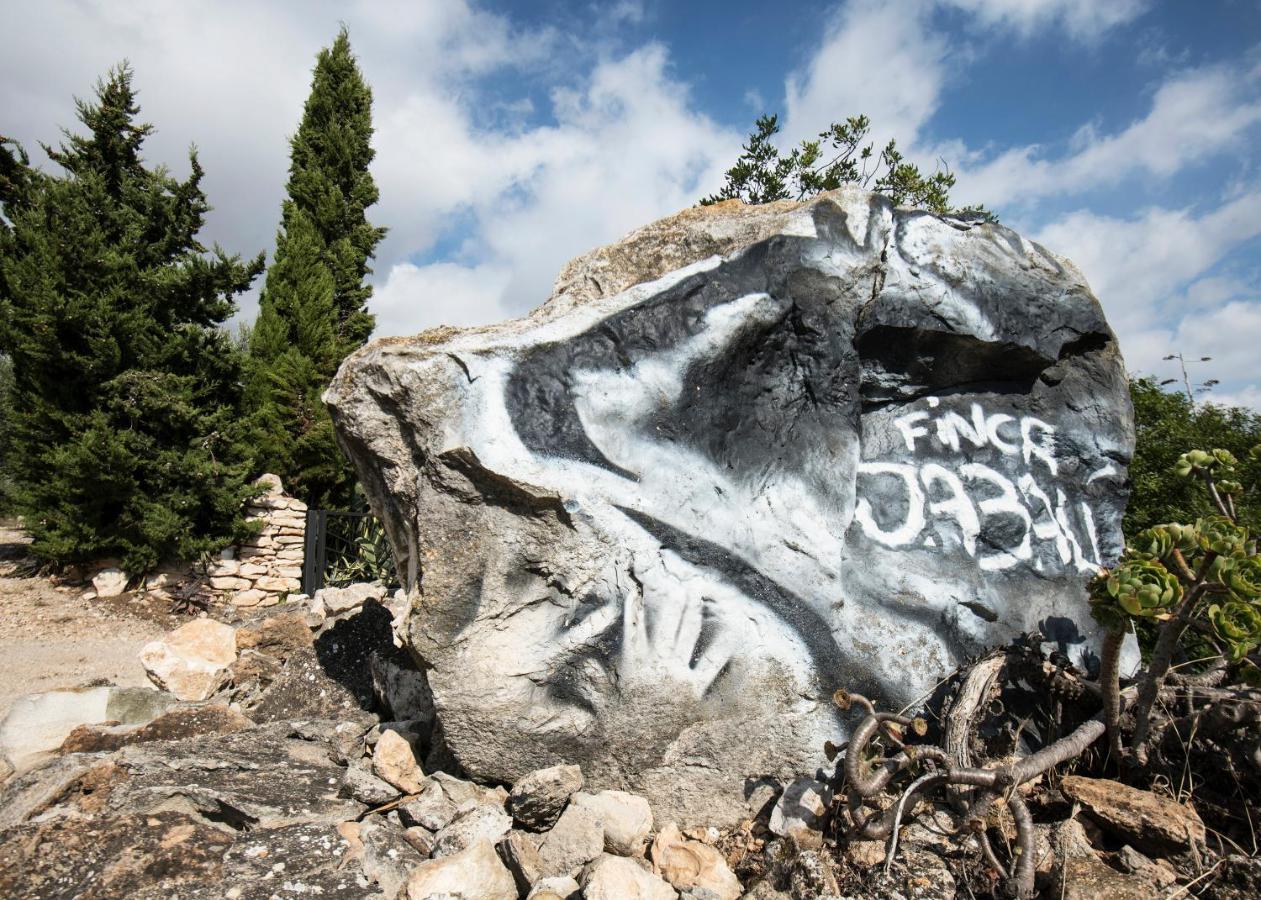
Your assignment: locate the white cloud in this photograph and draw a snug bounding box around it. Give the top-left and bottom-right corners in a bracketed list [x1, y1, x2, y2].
[1205, 384, 1261, 412]
[1035, 190, 1261, 335]
[372, 261, 512, 334]
[1035, 192, 1261, 404]
[955, 62, 1261, 209]
[370, 44, 739, 330]
[939, 0, 1149, 40]
[782, 0, 948, 150]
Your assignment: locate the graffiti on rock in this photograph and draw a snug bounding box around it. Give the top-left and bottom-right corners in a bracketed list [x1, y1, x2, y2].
[855, 399, 1113, 574]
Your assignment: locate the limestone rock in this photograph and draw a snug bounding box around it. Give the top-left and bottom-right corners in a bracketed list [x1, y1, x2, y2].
[234, 610, 313, 658]
[241, 647, 365, 723]
[91, 566, 128, 597]
[59, 702, 252, 753]
[499, 828, 544, 893]
[370, 649, 435, 723]
[401, 780, 460, 832]
[254, 575, 300, 593]
[432, 804, 513, 858]
[651, 823, 741, 900]
[527, 875, 581, 899]
[0, 685, 173, 772]
[404, 824, 437, 857]
[406, 838, 518, 900]
[864, 847, 953, 899]
[341, 759, 400, 806]
[373, 728, 426, 794]
[316, 581, 386, 616]
[255, 472, 284, 494]
[510, 763, 585, 830]
[573, 789, 654, 855]
[139, 619, 237, 701]
[359, 817, 427, 897]
[1115, 845, 1178, 887]
[582, 854, 677, 900]
[768, 778, 831, 848]
[327, 188, 1135, 825]
[210, 575, 252, 591]
[537, 802, 604, 878]
[431, 771, 510, 810]
[1060, 775, 1205, 852]
[1048, 818, 1158, 900]
[232, 588, 267, 606]
[844, 839, 886, 868]
[0, 809, 234, 898]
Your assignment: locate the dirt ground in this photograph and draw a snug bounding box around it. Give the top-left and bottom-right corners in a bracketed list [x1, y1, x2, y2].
[0, 524, 187, 721]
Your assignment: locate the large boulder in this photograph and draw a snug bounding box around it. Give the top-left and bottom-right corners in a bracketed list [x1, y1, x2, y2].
[326, 188, 1134, 825]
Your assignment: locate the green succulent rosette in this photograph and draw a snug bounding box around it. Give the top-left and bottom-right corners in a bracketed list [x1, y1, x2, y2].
[1207, 600, 1261, 661]
[1175, 450, 1214, 477]
[1089, 571, 1129, 630]
[1106, 559, 1182, 618]
[1126, 523, 1198, 561]
[1175, 448, 1238, 478]
[1217, 479, 1244, 496]
[1196, 516, 1249, 557]
[1223, 555, 1261, 600]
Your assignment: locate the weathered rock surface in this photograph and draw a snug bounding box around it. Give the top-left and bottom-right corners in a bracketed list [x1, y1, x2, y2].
[401, 779, 460, 831]
[432, 803, 513, 858]
[139, 618, 237, 701]
[582, 854, 677, 900]
[651, 822, 742, 899]
[0, 685, 174, 772]
[572, 789, 654, 855]
[327, 188, 1135, 825]
[0, 720, 374, 897]
[406, 837, 518, 900]
[91, 566, 129, 597]
[1060, 775, 1205, 852]
[510, 763, 585, 830]
[58, 701, 252, 753]
[499, 828, 545, 893]
[537, 802, 605, 877]
[527, 874, 581, 899]
[373, 728, 426, 794]
[768, 777, 831, 848]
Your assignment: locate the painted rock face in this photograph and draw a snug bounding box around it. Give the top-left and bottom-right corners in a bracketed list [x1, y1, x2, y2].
[326, 188, 1133, 826]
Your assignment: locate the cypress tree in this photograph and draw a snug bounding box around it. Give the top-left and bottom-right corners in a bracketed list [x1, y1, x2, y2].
[0, 66, 264, 572]
[248, 27, 386, 508]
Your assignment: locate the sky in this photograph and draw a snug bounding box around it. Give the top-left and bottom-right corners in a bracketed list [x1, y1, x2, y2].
[2, 0, 1260, 407]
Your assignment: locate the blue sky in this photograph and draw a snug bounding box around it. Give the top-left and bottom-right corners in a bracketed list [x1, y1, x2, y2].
[3, 0, 1260, 406]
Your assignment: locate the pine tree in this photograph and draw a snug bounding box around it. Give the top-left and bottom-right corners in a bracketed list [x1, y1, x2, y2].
[248, 27, 386, 508]
[0, 65, 264, 572]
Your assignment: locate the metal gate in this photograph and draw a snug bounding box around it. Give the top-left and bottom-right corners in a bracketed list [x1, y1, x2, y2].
[301, 508, 399, 595]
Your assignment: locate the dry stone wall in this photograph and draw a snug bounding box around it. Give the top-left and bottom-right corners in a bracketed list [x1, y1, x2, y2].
[206, 474, 307, 607]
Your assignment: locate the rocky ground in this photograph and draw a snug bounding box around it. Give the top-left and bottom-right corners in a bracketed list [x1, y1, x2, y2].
[0, 527, 1257, 898]
[0, 524, 177, 719]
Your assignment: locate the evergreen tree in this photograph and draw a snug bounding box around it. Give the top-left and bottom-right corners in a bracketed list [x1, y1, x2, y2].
[248, 27, 386, 508]
[0, 65, 264, 572]
[704, 113, 994, 220]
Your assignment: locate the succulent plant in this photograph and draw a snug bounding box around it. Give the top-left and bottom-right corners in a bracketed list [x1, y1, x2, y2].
[1105, 559, 1182, 618]
[1126, 523, 1198, 561]
[1174, 448, 1238, 478]
[1207, 600, 1261, 661]
[1223, 555, 1261, 600]
[1196, 516, 1249, 557]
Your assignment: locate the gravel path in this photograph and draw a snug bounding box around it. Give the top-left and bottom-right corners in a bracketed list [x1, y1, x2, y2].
[0, 526, 182, 721]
